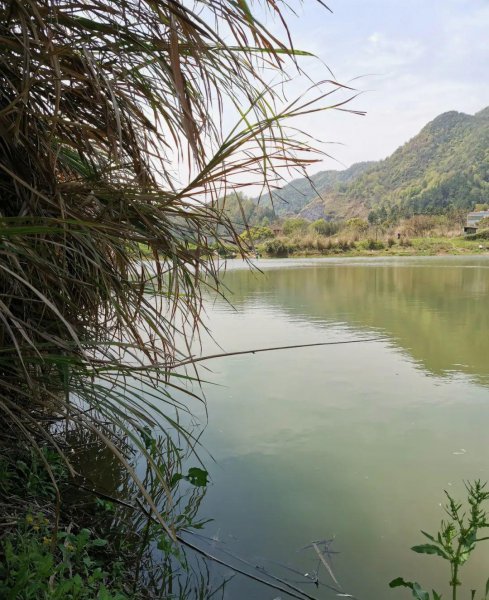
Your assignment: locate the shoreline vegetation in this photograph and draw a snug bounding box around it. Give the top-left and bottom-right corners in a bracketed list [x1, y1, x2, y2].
[257, 234, 489, 258]
[164, 215, 489, 261]
[245, 214, 489, 258]
[243, 214, 489, 258]
[145, 237, 489, 261]
[0, 0, 363, 597]
[0, 429, 219, 599]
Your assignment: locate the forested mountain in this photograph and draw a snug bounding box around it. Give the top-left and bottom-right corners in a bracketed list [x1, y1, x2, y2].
[254, 107, 489, 223]
[256, 161, 373, 217]
[217, 193, 276, 230]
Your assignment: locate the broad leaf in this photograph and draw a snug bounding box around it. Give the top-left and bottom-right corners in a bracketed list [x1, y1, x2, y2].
[186, 467, 208, 487]
[412, 583, 430, 600]
[390, 577, 414, 589]
[389, 578, 430, 600]
[170, 473, 184, 488]
[411, 544, 449, 559]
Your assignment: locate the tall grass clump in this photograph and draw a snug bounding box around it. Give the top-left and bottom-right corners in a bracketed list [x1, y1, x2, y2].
[0, 0, 361, 552]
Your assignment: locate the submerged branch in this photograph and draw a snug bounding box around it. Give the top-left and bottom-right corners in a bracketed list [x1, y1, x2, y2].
[72, 479, 348, 600]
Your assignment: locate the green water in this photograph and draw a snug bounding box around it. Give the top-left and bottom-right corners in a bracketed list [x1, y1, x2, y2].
[189, 256, 489, 599]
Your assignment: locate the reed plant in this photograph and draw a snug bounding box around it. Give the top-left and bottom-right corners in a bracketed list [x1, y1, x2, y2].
[0, 0, 362, 556]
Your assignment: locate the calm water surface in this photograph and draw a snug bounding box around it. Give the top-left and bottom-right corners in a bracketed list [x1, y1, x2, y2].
[184, 256, 489, 600]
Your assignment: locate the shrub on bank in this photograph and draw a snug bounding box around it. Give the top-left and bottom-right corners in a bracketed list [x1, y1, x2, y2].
[263, 234, 359, 256]
[345, 218, 369, 235]
[465, 228, 489, 240]
[282, 217, 309, 236]
[263, 238, 291, 256]
[240, 226, 274, 243]
[309, 219, 340, 237]
[316, 236, 334, 251]
[337, 238, 354, 251]
[359, 238, 385, 251]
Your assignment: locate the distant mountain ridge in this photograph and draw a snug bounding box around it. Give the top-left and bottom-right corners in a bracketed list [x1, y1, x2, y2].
[257, 161, 374, 217]
[256, 107, 489, 222]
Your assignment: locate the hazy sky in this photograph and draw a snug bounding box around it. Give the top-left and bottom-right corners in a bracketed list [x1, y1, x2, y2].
[256, 0, 489, 173]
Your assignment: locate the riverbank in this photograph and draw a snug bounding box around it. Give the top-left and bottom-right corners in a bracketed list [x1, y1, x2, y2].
[254, 235, 489, 258]
[0, 440, 135, 599]
[0, 428, 213, 599]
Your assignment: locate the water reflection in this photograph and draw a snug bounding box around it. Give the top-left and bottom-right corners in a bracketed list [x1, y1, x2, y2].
[70, 425, 228, 599]
[193, 257, 489, 600]
[217, 257, 489, 386]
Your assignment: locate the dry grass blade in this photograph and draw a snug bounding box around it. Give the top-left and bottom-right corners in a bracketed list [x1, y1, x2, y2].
[0, 0, 356, 551]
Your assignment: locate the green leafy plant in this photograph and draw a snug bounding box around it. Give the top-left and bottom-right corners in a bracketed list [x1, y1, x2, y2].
[0, 432, 220, 599]
[390, 481, 489, 600]
[359, 238, 385, 251]
[263, 238, 291, 257]
[0, 519, 127, 600]
[283, 217, 310, 236]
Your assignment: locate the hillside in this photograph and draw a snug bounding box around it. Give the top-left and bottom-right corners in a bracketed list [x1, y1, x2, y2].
[256, 161, 373, 217]
[256, 107, 489, 222]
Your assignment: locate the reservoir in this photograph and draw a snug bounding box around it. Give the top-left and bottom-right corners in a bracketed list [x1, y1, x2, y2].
[184, 256, 489, 599]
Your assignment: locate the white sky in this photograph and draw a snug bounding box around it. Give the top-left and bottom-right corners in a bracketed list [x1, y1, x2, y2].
[250, 0, 489, 173]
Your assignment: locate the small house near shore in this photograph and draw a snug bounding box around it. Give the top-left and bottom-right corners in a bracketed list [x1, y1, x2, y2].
[464, 210, 489, 234]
